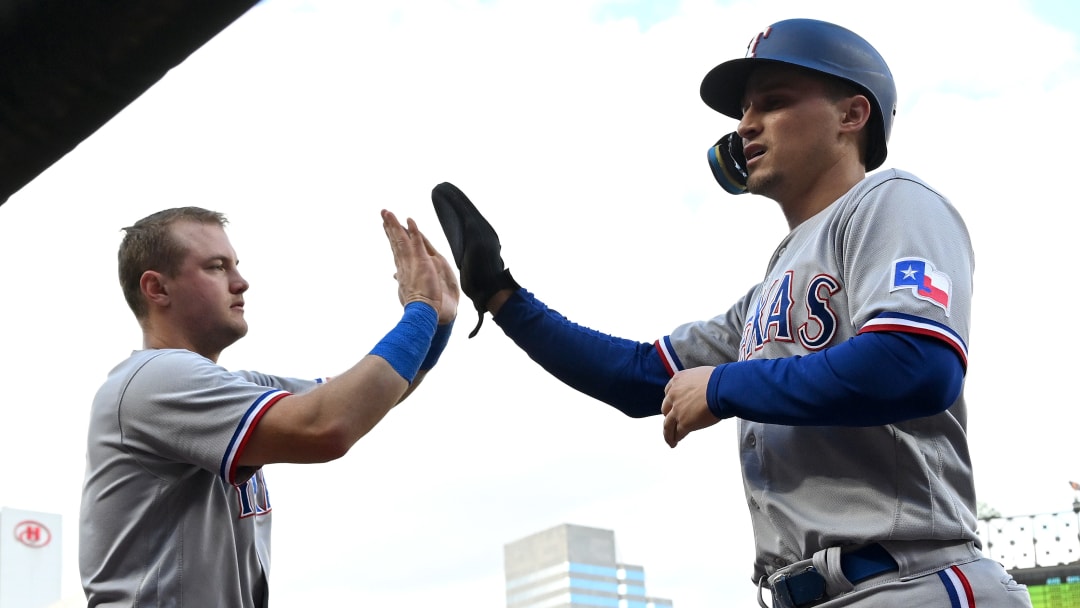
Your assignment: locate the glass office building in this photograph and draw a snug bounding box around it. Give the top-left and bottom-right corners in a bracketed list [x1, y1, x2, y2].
[504, 523, 673, 608]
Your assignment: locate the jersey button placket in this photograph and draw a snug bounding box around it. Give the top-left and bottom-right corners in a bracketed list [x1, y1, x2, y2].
[745, 432, 761, 510]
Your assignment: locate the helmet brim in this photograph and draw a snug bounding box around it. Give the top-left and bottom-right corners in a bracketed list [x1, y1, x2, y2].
[700, 57, 772, 120]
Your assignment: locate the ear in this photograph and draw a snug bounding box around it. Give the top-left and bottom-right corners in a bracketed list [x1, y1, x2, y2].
[839, 94, 872, 134]
[140, 270, 170, 308]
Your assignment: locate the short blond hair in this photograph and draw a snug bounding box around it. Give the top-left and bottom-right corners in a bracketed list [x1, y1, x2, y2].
[118, 207, 228, 319]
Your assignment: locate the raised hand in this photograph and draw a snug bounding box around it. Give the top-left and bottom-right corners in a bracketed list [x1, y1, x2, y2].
[381, 210, 441, 315]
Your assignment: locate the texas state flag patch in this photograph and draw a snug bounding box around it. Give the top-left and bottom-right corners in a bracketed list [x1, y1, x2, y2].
[891, 258, 952, 316]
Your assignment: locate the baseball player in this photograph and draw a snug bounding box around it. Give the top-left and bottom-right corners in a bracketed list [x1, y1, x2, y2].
[79, 207, 458, 607]
[431, 18, 1033, 608]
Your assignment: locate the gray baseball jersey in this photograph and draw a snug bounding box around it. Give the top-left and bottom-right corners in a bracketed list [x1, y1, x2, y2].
[658, 169, 978, 582]
[79, 348, 320, 607]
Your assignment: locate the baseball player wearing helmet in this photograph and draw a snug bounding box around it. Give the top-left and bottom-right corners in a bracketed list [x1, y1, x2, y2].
[79, 207, 459, 606]
[432, 18, 1033, 608]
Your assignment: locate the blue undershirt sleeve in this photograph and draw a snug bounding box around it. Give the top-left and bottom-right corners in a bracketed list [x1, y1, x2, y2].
[706, 331, 964, 426]
[493, 289, 669, 418]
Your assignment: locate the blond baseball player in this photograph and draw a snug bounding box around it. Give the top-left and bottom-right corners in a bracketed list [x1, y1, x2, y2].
[79, 207, 458, 606]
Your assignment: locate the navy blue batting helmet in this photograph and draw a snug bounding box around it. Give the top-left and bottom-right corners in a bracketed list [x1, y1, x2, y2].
[700, 19, 896, 171]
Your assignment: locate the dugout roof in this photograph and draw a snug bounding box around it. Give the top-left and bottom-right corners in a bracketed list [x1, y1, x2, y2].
[0, 0, 260, 206]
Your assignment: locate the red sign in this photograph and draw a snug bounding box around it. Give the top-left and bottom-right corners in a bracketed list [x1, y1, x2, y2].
[13, 520, 51, 548]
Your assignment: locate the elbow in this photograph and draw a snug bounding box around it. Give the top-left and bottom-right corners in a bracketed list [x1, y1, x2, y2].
[597, 378, 666, 419]
[623, 405, 660, 419]
[303, 393, 398, 462]
[907, 365, 963, 418]
[596, 394, 661, 419]
[871, 360, 963, 421]
[903, 342, 965, 418]
[862, 332, 965, 420]
[304, 422, 355, 463]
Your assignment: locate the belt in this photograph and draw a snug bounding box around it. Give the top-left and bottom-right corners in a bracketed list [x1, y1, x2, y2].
[771, 544, 898, 608]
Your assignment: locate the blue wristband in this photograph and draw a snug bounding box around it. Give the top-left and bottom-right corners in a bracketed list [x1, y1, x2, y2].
[420, 319, 454, 371]
[369, 302, 438, 383]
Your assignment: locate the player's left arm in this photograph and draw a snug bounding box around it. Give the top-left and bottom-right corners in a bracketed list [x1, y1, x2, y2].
[713, 330, 962, 424]
[724, 173, 970, 426]
[662, 330, 963, 446]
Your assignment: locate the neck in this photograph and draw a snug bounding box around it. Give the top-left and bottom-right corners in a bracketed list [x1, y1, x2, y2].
[142, 325, 222, 362]
[778, 164, 867, 230]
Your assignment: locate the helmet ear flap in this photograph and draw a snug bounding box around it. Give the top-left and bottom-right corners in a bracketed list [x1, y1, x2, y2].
[708, 132, 748, 195]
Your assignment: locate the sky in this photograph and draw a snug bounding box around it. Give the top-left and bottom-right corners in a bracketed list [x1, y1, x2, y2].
[1, 0, 1078, 606]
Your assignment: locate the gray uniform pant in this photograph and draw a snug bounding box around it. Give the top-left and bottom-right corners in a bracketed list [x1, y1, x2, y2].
[761, 546, 1033, 607]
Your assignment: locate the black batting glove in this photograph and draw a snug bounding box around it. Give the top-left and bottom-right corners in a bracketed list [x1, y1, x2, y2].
[431, 182, 521, 338]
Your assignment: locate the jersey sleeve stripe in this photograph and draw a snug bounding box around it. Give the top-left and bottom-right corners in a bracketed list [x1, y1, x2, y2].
[654, 337, 682, 377]
[219, 389, 290, 484]
[859, 312, 969, 367]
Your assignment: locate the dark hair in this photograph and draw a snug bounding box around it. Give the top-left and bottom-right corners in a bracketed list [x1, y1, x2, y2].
[118, 207, 228, 319]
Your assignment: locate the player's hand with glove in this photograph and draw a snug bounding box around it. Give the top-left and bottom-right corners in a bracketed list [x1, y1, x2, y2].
[661, 366, 722, 448]
[431, 182, 521, 337]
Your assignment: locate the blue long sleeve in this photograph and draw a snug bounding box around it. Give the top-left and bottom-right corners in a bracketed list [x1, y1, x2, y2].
[706, 331, 964, 425]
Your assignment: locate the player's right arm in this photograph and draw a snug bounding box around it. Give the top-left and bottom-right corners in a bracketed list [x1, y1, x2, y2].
[429, 182, 724, 418]
[238, 352, 415, 465]
[487, 287, 676, 417]
[238, 210, 452, 466]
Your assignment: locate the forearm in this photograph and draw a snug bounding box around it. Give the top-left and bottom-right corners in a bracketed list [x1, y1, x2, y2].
[238, 356, 405, 464]
[494, 289, 669, 417]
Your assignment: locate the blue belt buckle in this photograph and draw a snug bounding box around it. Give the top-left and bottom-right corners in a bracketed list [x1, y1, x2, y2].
[771, 544, 898, 607]
[772, 566, 826, 608]
[841, 543, 897, 583]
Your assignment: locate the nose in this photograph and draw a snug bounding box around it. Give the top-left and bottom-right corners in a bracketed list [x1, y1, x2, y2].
[232, 271, 249, 294]
[736, 106, 760, 141]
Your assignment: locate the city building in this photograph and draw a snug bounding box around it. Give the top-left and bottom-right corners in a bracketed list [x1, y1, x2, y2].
[0, 506, 62, 608]
[504, 523, 673, 608]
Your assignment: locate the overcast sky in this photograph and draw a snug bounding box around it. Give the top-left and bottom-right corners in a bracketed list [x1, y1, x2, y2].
[2, 0, 1079, 606]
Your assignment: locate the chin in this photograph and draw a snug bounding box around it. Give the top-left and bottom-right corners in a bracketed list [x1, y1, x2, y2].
[223, 323, 248, 346]
[746, 172, 780, 197]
